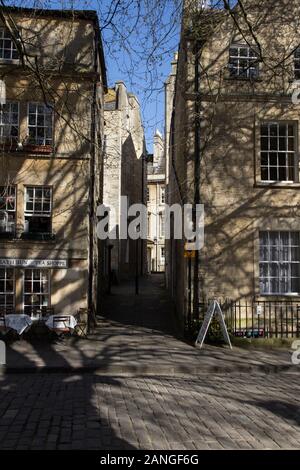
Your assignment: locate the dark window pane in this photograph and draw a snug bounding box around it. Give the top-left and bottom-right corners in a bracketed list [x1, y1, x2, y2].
[288, 138, 294, 151]
[288, 167, 295, 181]
[278, 167, 287, 181]
[291, 278, 300, 292]
[270, 125, 278, 137]
[278, 153, 286, 166]
[279, 125, 287, 136]
[270, 278, 279, 294]
[261, 137, 268, 151]
[269, 153, 278, 166]
[270, 137, 278, 150]
[291, 232, 300, 245]
[261, 152, 268, 165]
[279, 138, 286, 151]
[291, 247, 300, 261]
[261, 167, 269, 180]
[269, 167, 278, 180]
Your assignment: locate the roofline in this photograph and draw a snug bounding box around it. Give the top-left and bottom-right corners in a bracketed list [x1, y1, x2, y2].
[0, 6, 98, 21]
[0, 5, 107, 88]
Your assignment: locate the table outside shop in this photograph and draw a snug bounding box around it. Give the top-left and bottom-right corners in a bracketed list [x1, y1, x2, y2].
[4, 314, 33, 335]
[45, 315, 77, 333]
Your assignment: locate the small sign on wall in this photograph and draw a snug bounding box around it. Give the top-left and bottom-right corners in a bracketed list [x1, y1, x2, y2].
[256, 305, 263, 316]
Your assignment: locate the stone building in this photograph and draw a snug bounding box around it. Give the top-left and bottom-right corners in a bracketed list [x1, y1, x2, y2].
[147, 130, 166, 273]
[0, 7, 107, 324]
[103, 82, 147, 282]
[165, 53, 177, 288]
[166, 0, 300, 331]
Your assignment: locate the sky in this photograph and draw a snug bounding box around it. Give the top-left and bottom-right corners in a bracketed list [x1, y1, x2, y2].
[3, 1, 234, 151]
[3, 0, 182, 152]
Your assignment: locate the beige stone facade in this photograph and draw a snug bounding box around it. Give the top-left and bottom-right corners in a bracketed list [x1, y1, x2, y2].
[166, 0, 300, 330]
[147, 130, 166, 273]
[0, 7, 106, 323]
[103, 82, 147, 281]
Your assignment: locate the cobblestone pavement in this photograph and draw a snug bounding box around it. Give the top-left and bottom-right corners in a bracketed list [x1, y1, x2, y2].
[6, 275, 294, 374]
[0, 372, 300, 450]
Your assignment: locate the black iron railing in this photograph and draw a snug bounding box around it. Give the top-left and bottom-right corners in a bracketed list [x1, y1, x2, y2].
[197, 299, 300, 339]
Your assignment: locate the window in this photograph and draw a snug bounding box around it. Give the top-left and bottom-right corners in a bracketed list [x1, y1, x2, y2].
[0, 102, 19, 142]
[24, 186, 52, 234]
[159, 212, 165, 238]
[260, 123, 296, 182]
[148, 212, 151, 237]
[0, 28, 18, 60]
[229, 44, 259, 79]
[147, 187, 150, 202]
[160, 187, 165, 204]
[24, 269, 49, 315]
[259, 231, 300, 295]
[0, 186, 16, 235]
[161, 247, 165, 260]
[28, 103, 53, 146]
[0, 268, 15, 313]
[294, 48, 300, 79]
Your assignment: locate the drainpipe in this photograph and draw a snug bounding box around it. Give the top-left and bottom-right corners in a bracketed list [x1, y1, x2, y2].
[193, 40, 202, 324]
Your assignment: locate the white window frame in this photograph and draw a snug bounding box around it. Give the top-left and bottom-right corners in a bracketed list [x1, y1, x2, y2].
[260, 122, 298, 183]
[259, 231, 300, 295]
[0, 185, 16, 233]
[0, 102, 19, 142]
[27, 102, 53, 146]
[25, 186, 52, 217]
[0, 267, 15, 311]
[161, 246, 165, 260]
[159, 212, 165, 238]
[23, 269, 50, 315]
[229, 44, 259, 79]
[0, 27, 18, 61]
[294, 48, 300, 80]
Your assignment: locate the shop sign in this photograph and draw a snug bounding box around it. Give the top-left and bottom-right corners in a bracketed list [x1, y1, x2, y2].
[0, 258, 68, 268]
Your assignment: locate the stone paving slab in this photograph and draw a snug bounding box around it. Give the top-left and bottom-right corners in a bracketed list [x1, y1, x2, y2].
[0, 372, 299, 450]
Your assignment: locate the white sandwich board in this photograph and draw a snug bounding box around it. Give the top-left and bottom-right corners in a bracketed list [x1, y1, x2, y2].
[195, 300, 232, 349]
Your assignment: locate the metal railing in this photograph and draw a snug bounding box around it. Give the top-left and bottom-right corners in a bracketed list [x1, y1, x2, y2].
[197, 299, 300, 339]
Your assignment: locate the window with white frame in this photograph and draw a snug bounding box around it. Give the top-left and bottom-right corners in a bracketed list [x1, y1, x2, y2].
[260, 123, 296, 182]
[0, 28, 18, 60]
[0, 102, 19, 142]
[148, 212, 151, 237]
[229, 44, 259, 79]
[24, 269, 49, 315]
[0, 268, 15, 312]
[259, 231, 300, 295]
[161, 246, 165, 260]
[24, 186, 52, 234]
[294, 48, 300, 79]
[159, 212, 165, 238]
[160, 186, 165, 204]
[28, 103, 53, 146]
[0, 186, 16, 234]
